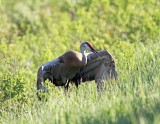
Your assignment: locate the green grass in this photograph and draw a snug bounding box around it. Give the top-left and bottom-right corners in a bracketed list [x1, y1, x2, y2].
[0, 0, 160, 124]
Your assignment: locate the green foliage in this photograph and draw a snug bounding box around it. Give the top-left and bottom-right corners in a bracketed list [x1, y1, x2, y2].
[0, 0, 160, 123]
[1, 72, 25, 102]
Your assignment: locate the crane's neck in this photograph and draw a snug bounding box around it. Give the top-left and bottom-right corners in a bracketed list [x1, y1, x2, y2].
[80, 46, 87, 66]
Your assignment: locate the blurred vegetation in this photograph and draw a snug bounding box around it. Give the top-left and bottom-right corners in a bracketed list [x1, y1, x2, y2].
[0, 0, 160, 123]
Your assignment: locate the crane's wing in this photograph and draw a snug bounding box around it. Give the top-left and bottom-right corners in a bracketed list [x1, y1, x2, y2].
[70, 50, 117, 86]
[37, 58, 64, 91]
[42, 58, 63, 79]
[86, 50, 115, 68]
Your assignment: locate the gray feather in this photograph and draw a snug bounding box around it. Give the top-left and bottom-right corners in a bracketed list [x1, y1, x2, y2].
[71, 50, 117, 84]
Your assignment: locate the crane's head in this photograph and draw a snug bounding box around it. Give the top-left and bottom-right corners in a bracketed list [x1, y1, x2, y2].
[81, 42, 101, 57]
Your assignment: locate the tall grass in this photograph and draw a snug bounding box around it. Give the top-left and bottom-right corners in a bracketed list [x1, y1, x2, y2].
[1, 40, 160, 124]
[0, 0, 160, 124]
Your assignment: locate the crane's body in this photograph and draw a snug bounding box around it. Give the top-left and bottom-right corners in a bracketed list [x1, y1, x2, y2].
[70, 50, 117, 91]
[36, 42, 100, 94]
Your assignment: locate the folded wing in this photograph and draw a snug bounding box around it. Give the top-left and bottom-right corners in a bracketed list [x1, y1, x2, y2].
[70, 50, 117, 87]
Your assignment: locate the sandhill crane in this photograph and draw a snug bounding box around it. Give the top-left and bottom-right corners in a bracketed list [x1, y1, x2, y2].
[68, 50, 117, 92]
[36, 42, 100, 94]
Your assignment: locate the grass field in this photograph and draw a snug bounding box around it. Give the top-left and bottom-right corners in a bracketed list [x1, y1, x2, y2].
[0, 0, 160, 124]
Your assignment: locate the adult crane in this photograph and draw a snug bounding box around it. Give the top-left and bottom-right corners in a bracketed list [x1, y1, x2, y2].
[36, 42, 100, 94]
[68, 50, 117, 92]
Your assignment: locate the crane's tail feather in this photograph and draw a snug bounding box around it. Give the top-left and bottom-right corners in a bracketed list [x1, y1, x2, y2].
[36, 67, 47, 100]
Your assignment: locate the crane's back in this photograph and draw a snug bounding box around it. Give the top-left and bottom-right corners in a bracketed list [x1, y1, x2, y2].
[60, 50, 84, 67]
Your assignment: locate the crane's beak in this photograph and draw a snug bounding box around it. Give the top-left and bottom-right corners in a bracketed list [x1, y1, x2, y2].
[91, 48, 101, 58]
